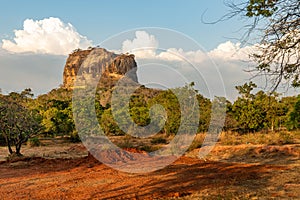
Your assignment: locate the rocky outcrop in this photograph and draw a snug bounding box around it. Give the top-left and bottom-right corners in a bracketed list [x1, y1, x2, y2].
[63, 48, 138, 89]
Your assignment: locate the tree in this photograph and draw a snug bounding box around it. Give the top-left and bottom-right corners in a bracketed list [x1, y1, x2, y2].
[287, 95, 300, 130]
[0, 94, 41, 156]
[232, 82, 265, 132]
[196, 94, 212, 132]
[35, 88, 78, 141]
[41, 100, 74, 136]
[225, 0, 300, 90]
[232, 81, 293, 132]
[253, 90, 282, 131]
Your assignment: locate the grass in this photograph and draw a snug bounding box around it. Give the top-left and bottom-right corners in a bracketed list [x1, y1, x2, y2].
[151, 137, 167, 144]
[27, 137, 41, 147]
[219, 131, 298, 145]
[187, 133, 206, 151]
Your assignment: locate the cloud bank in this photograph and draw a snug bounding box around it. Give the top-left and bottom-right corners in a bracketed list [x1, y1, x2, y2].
[0, 20, 260, 100]
[121, 31, 254, 63]
[120, 31, 256, 100]
[2, 17, 92, 55]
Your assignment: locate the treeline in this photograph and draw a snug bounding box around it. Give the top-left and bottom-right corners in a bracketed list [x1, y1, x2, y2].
[227, 82, 300, 132]
[0, 83, 299, 154]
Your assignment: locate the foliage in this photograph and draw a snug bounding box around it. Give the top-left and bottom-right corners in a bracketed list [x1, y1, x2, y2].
[225, 0, 300, 90]
[149, 89, 181, 135]
[1, 83, 298, 154]
[232, 82, 265, 132]
[35, 88, 78, 140]
[231, 82, 294, 132]
[220, 131, 295, 145]
[100, 108, 125, 136]
[197, 94, 212, 132]
[0, 90, 42, 155]
[151, 137, 167, 144]
[28, 137, 41, 147]
[287, 95, 300, 130]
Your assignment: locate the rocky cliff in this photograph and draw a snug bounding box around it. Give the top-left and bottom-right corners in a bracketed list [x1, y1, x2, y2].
[63, 48, 138, 89]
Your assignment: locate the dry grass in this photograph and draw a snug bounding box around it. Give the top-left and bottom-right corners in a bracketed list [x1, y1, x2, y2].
[187, 133, 206, 151]
[219, 131, 299, 145]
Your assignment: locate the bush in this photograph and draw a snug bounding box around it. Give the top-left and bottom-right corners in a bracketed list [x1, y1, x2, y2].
[187, 133, 206, 151]
[139, 145, 160, 152]
[118, 138, 133, 149]
[151, 137, 167, 144]
[219, 132, 242, 145]
[28, 137, 41, 147]
[70, 131, 81, 143]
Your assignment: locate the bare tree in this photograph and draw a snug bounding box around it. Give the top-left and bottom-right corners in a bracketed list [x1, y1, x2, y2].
[222, 0, 300, 91]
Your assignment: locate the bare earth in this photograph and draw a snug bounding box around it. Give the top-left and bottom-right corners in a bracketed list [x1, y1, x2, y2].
[0, 143, 299, 199]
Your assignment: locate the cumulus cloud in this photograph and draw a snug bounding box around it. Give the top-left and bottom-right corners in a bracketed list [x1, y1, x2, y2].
[122, 31, 254, 64]
[121, 31, 207, 62]
[0, 26, 259, 100]
[208, 41, 254, 61]
[121, 31, 261, 100]
[122, 31, 158, 58]
[158, 48, 207, 63]
[2, 17, 92, 55]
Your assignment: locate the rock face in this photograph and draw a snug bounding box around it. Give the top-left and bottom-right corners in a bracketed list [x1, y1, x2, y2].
[63, 48, 138, 89]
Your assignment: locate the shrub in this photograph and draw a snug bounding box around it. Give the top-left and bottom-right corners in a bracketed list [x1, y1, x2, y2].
[28, 137, 41, 147]
[70, 131, 81, 143]
[187, 133, 206, 151]
[118, 138, 133, 149]
[220, 131, 296, 145]
[139, 145, 160, 152]
[151, 137, 167, 144]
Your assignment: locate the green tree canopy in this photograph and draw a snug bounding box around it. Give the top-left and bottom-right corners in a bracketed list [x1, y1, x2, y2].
[0, 91, 42, 156]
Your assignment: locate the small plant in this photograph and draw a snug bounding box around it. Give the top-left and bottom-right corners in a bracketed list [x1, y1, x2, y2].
[279, 132, 293, 144]
[118, 138, 133, 149]
[220, 131, 296, 145]
[28, 137, 41, 147]
[139, 145, 160, 152]
[70, 131, 81, 143]
[219, 132, 242, 145]
[151, 137, 167, 144]
[187, 133, 206, 151]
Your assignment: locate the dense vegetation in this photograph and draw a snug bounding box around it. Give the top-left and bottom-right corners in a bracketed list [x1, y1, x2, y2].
[0, 84, 299, 155]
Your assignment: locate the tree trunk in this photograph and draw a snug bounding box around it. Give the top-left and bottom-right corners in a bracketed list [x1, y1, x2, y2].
[7, 142, 13, 155]
[15, 143, 22, 156]
[3, 134, 13, 154]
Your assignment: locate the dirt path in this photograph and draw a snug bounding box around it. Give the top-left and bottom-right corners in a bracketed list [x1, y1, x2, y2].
[0, 144, 299, 199]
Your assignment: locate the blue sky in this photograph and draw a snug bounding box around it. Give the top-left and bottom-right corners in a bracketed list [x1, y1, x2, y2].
[2, 1, 297, 100]
[0, 0, 242, 50]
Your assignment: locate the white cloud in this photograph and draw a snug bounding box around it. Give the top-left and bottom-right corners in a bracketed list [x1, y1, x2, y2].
[122, 31, 158, 58]
[122, 31, 255, 64]
[0, 27, 261, 100]
[158, 48, 206, 63]
[208, 41, 254, 61]
[2, 17, 92, 55]
[121, 31, 260, 100]
[121, 31, 207, 62]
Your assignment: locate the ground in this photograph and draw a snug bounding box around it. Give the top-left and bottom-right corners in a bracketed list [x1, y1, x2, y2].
[0, 142, 299, 199]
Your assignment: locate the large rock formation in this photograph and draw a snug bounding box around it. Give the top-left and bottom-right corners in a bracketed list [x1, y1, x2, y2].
[63, 48, 138, 89]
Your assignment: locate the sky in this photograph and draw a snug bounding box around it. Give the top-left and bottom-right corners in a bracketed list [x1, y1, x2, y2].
[0, 1, 298, 101]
